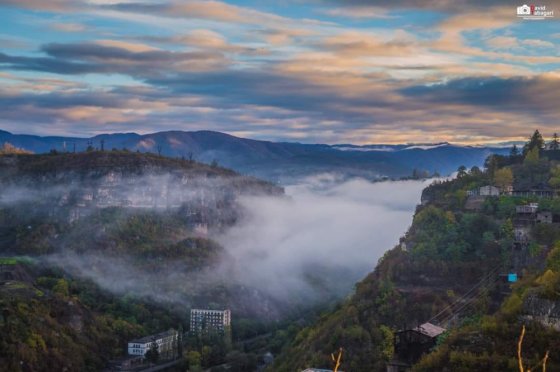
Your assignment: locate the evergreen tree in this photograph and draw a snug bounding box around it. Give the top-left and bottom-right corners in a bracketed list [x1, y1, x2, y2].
[523, 129, 544, 155]
[145, 340, 159, 363]
[510, 144, 519, 157]
[549, 133, 560, 150]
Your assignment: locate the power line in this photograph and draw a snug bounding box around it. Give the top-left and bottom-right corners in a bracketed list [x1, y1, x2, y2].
[426, 263, 502, 325]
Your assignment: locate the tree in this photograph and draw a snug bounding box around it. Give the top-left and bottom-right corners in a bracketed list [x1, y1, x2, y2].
[52, 279, 69, 297]
[145, 341, 159, 363]
[484, 155, 499, 178]
[457, 165, 467, 178]
[493, 167, 513, 190]
[550, 133, 560, 150]
[510, 144, 519, 157]
[523, 146, 540, 166]
[546, 241, 560, 272]
[156, 144, 163, 156]
[523, 129, 544, 155]
[501, 219, 514, 241]
[469, 166, 482, 176]
[187, 350, 202, 370]
[549, 165, 560, 190]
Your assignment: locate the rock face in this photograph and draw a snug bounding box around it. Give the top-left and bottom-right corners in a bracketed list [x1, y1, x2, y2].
[522, 293, 560, 330]
[0, 152, 283, 225]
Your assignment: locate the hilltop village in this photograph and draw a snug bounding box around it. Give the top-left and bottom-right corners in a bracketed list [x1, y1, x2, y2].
[3, 131, 560, 371]
[274, 131, 560, 371]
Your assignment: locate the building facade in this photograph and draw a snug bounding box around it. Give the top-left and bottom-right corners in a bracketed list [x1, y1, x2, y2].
[190, 309, 231, 335]
[127, 329, 178, 357]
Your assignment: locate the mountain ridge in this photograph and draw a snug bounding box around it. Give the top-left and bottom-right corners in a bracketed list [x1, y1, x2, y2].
[0, 129, 509, 182]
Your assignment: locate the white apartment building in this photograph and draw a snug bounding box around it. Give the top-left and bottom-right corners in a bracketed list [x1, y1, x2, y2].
[190, 309, 231, 335]
[127, 329, 178, 357]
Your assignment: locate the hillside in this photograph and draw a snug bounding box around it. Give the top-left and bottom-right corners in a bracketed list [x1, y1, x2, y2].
[0, 151, 291, 370]
[0, 257, 186, 371]
[0, 129, 508, 182]
[273, 131, 560, 371]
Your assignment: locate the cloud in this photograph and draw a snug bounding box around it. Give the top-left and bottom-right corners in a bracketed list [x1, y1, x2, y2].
[485, 36, 519, 49]
[0, 42, 229, 76]
[321, 6, 394, 19]
[317, 30, 418, 57]
[321, 0, 521, 11]
[486, 36, 555, 49]
[401, 75, 560, 112]
[49, 22, 88, 32]
[140, 29, 269, 56]
[105, 0, 296, 27]
[0, 0, 80, 11]
[215, 175, 429, 301]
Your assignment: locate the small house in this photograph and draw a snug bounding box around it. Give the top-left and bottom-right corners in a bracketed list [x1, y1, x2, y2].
[516, 203, 538, 215]
[466, 186, 500, 197]
[392, 322, 446, 366]
[536, 211, 553, 224]
[479, 185, 500, 196]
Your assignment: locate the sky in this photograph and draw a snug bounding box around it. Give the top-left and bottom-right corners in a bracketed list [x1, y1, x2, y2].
[0, 0, 559, 144]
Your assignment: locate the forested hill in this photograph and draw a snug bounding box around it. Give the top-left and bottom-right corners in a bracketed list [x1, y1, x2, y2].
[0, 129, 509, 182]
[273, 130, 560, 371]
[0, 150, 287, 370]
[0, 150, 281, 194]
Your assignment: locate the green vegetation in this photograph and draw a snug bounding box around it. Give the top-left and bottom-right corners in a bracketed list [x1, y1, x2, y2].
[273, 131, 560, 371]
[0, 151, 285, 371]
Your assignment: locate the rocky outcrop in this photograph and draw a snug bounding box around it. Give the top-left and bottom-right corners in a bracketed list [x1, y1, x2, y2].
[522, 292, 560, 330]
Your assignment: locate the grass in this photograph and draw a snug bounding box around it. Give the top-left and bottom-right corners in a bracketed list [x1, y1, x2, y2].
[0, 256, 35, 265]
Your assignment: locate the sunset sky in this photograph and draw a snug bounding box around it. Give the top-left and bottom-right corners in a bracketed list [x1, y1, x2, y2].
[0, 0, 559, 144]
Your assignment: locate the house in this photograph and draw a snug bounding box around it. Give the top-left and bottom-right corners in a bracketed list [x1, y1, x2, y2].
[391, 322, 446, 367]
[511, 184, 555, 198]
[467, 185, 500, 197]
[190, 309, 231, 335]
[515, 203, 539, 226]
[516, 203, 538, 215]
[193, 223, 208, 237]
[127, 329, 178, 357]
[536, 211, 553, 224]
[479, 185, 500, 196]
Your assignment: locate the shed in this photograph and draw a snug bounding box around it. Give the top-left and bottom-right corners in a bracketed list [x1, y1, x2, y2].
[393, 322, 446, 365]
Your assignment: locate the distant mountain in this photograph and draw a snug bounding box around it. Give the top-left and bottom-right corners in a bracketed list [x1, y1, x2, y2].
[0, 129, 509, 183]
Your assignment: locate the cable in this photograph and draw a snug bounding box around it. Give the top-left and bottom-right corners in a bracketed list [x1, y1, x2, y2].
[425, 263, 502, 325]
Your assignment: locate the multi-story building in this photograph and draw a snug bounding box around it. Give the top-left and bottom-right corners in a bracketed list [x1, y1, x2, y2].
[190, 309, 231, 335]
[127, 329, 178, 357]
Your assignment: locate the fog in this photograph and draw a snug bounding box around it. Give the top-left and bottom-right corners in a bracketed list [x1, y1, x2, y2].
[1, 170, 433, 316]
[217, 174, 431, 302]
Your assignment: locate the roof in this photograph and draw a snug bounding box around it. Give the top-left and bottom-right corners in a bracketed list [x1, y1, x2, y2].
[414, 322, 446, 338]
[129, 329, 177, 344]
